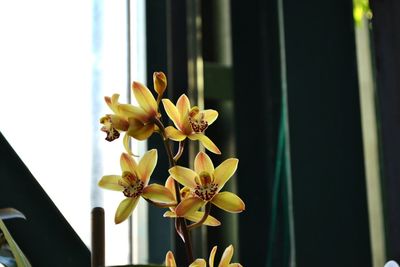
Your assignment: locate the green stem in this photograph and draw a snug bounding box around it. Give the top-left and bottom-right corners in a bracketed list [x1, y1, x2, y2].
[153, 118, 194, 264]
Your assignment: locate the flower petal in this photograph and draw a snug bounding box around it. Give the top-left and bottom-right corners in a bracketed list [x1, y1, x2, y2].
[165, 176, 177, 200]
[132, 81, 158, 116]
[142, 183, 176, 203]
[169, 166, 198, 189]
[213, 158, 238, 191]
[189, 259, 207, 267]
[203, 109, 218, 125]
[165, 251, 176, 267]
[194, 151, 214, 174]
[98, 175, 123, 191]
[127, 118, 154, 140]
[209, 246, 217, 267]
[189, 134, 221, 154]
[163, 210, 177, 218]
[176, 94, 191, 118]
[115, 197, 139, 224]
[165, 126, 187, 141]
[109, 114, 129, 131]
[219, 245, 234, 267]
[137, 149, 158, 184]
[120, 153, 138, 173]
[162, 99, 181, 128]
[228, 264, 243, 267]
[185, 211, 221, 227]
[211, 192, 245, 213]
[175, 197, 205, 217]
[118, 103, 149, 122]
[123, 133, 133, 155]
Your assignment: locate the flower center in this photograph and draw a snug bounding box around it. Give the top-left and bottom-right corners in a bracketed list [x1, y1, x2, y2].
[188, 107, 208, 133]
[100, 115, 120, 141]
[119, 172, 144, 198]
[194, 172, 218, 201]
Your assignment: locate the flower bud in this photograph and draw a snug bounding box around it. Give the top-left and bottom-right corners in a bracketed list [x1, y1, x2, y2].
[153, 71, 167, 96]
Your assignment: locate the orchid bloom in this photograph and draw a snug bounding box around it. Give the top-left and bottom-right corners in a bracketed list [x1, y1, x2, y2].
[162, 94, 221, 154]
[165, 245, 242, 267]
[100, 94, 129, 142]
[190, 245, 242, 267]
[119, 81, 160, 141]
[98, 150, 175, 224]
[169, 152, 245, 217]
[163, 177, 221, 227]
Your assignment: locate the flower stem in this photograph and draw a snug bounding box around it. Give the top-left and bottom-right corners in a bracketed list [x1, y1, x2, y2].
[153, 118, 194, 264]
[187, 202, 211, 230]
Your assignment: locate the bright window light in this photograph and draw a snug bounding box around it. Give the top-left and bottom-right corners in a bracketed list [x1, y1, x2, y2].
[0, 1, 147, 265]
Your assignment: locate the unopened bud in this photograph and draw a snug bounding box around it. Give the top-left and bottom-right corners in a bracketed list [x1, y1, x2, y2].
[153, 71, 167, 96]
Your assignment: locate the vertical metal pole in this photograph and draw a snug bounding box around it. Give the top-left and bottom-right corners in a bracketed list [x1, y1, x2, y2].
[91, 207, 105, 267]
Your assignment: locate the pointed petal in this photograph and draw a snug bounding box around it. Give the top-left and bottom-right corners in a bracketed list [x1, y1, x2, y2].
[189, 134, 221, 154]
[127, 118, 154, 140]
[98, 175, 124, 191]
[203, 109, 218, 125]
[209, 246, 217, 267]
[142, 183, 176, 203]
[175, 197, 205, 217]
[120, 153, 138, 173]
[219, 245, 234, 267]
[137, 149, 158, 184]
[165, 126, 187, 141]
[194, 151, 214, 174]
[165, 176, 177, 199]
[123, 133, 133, 155]
[119, 104, 149, 122]
[214, 158, 238, 191]
[169, 166, 198, 189]
[176, 94, 191, 118]
[186, 211, 221, 227]
[165, 251, 177, 267]
[132, 81, 158, 115]
[228, 264, 243, 267]
[189, 259, 207, 267]
[115, 197, 139, 224]
[162, 99, 181, 127]
[163, 210, 177, 218]
[211, 192, 245, 213]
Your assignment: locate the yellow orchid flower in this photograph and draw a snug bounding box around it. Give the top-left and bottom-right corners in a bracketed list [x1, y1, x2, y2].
[98, 150, 175, 224]
[163, 177, 221, 227]
[100, 94, 129, 142]
[190, 245, 243, 267]
[165, 245, 242, 267]
[119, 81, 160, 141]
[169, 152, 245, 217]
[162, 94, 221, 154]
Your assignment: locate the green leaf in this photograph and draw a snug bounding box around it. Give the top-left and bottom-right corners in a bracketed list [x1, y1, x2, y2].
[0, 208, 26, 220]
[0, 218, 31, 267]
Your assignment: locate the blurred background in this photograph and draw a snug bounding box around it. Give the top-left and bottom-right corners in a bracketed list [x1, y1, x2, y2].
[0, 0, 399, 267]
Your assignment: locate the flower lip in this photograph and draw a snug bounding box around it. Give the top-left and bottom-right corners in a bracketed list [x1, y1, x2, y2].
[119, 171, 144, 198]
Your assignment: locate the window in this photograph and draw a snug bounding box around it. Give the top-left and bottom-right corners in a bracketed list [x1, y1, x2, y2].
[0, 1, 147, 265]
